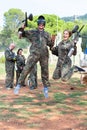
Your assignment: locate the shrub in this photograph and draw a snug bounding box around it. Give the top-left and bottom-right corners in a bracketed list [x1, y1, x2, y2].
[0, 56, 5, 63]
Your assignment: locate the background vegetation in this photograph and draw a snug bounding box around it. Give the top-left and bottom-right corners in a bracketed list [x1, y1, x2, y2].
[0, 8, 87, 52]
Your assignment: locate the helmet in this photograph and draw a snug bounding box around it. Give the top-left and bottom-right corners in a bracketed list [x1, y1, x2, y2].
[37, 15, 46, 26]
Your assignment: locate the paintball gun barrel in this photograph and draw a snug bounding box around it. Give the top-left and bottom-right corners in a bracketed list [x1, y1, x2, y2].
[22, 12, 33, 27]
[68, 25, 85, 57]
[72, 25, 85, 41]
[71, 25, 79, 33]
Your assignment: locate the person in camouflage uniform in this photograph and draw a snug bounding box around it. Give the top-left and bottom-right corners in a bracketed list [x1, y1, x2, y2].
[16, 48, 26, 86]
[27, 45, 38, 90]
[28, 64, 38, 89]
[51, 29, 77, 81]
[14, 15, 54, 98]
[5, 43, 16, 89]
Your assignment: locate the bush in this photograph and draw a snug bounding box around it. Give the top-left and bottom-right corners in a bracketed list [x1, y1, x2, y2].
[0, 56, 5, 63]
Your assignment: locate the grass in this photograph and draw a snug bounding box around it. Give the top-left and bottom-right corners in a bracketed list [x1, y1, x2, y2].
[0, 61, 87, 129]
[0, 63, 5, 76]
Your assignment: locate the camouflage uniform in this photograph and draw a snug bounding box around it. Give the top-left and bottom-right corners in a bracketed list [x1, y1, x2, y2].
[5, 48, 16, 88]
[16, 54, 25, 85]
[28, 64, 38, 88]
[27, 45, 38, 89]
[17, 29, 52, 87]
[52, 40, 74, 81]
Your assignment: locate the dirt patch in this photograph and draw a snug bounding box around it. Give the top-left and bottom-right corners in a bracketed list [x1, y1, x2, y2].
[0, 78, 87, 130]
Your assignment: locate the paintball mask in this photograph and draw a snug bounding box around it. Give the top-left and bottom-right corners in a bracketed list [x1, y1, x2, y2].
[37, 15, 46, 26]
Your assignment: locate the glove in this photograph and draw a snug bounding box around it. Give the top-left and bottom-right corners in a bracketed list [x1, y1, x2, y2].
[18, 27, 24, 33]
[51, 46, 58, 56]
[18, 27, 25, 39]
[13, 55, 17, 61]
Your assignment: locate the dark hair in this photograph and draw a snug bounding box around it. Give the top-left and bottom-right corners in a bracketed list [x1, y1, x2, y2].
[63, 30, 72, 37]
[17, 48, 23, 54]
[37, 15, 46, 26]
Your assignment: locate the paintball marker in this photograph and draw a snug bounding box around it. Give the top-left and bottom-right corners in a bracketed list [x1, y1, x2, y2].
[72, 25, 85, 41]
[68, 25, 85, 57]
[71, 25, 79, 34]
[18, 12, 33, 38]
[22, 12, 33, 27]
[17, 12, 33, 27]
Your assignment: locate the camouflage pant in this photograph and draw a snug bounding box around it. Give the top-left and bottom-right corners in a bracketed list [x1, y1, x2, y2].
[5, 65, 14, 88]
[16, 71, 25, 85]
[53, 58, 73, 81]
[28, 64, 38, 87]
[18, 50, 50, 87]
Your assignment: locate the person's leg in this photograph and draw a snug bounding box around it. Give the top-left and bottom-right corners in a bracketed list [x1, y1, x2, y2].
[52, 61, 61, 80]
[61, 60, 72, 81]
[28, 64, 38, 90]
[14, 53, 39, 94]
[40, 56, 50, 98]
[11, 67, 14, 88]
[16, 71, 20, 85]
[5, 65, 14, 89]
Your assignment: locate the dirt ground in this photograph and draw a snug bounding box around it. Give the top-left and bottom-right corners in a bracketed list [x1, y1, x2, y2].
[0, 74, 87, 130]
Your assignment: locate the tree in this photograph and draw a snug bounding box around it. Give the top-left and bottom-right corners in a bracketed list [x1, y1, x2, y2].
[4, 8, 24, 33]
[0, 8, 25, 47]
[1, 10, 83, 50]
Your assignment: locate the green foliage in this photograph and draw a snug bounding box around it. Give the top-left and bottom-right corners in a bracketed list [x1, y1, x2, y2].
[75, 100, 87, 105]
[0, 56, 5, 63]
[0, 63, 5, 76]
[68, 92, 84, 98]
[16, 38, 30, 48]
[13, 96, 34, 105]
[82, 26, 87, 51]
[0, 8, 24, 48]
[0, 8, 87, 51]
[54, 92, 68, 103]
[61, 13, 87, 22]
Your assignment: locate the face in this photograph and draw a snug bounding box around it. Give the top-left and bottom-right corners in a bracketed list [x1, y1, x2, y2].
[10, 43, 15, 50]
[18, 50, 23, 55]
[63, 30, 70, 41]
[38, 24, 45, 31]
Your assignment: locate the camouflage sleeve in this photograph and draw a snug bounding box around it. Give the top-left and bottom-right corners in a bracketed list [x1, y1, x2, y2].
[5, 49, 15, 61]
[45, 32, 55, 49]
[60, 40, 74, 50]
[16, 55, 25, 69]
[18, 27, 32, 38]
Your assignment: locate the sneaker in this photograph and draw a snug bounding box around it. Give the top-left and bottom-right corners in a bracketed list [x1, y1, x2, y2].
[43, 87, 48, 98]
[14, 84, 21, 95]
[6, 87, 11, 90]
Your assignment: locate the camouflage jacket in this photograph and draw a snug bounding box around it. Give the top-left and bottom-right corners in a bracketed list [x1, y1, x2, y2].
[5, 48, 16, 71]
[16, 54, 26, 72]
[52, 40, 74, 65]
[21, 28, 53, 54]
[5, 48, 16, 63]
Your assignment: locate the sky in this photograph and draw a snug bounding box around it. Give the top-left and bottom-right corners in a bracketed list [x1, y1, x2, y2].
[0, 0, 87, 27]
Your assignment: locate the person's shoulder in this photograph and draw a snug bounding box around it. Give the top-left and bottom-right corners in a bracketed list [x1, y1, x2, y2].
[5, 48, 9, 52]
[27, 29, 37, 34]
